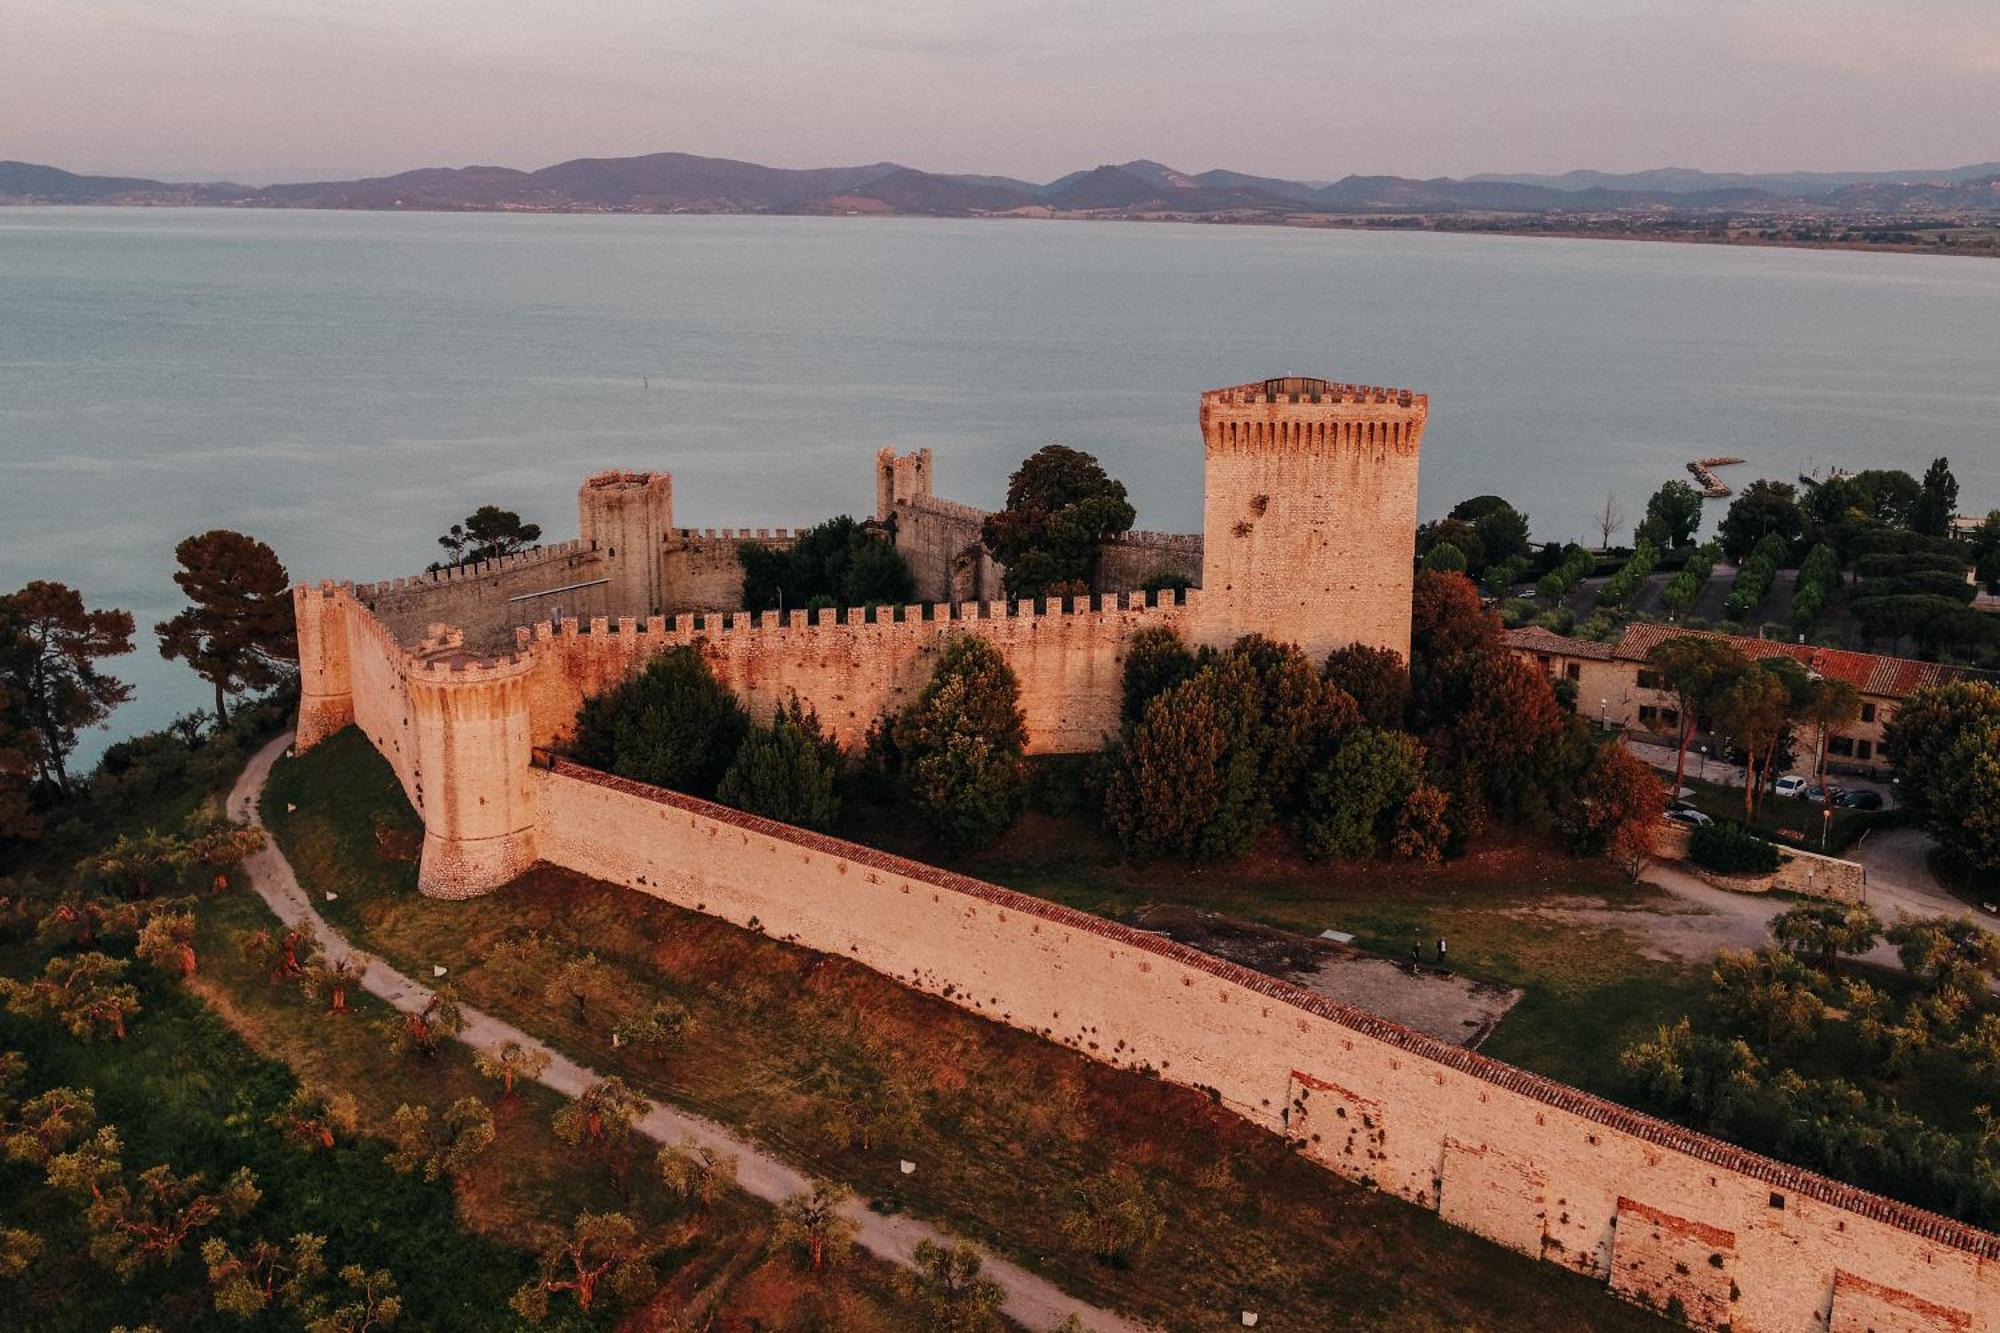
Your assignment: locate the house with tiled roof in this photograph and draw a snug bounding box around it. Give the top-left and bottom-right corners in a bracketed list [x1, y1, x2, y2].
[1505, 623, 1992, 774]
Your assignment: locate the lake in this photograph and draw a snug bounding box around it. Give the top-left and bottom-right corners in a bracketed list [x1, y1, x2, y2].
[3, 206, 1998, 753]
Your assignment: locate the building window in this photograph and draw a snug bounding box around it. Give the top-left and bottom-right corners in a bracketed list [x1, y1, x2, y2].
[1637, 669, 1662, 689]
[1860, 702, 1877, 724]
[1829, 737, 1855, 757]
[1638, 706, 1659, 725]
[1856, 740, 1872, 760]
[1564, 663, 1581, 682]
[1662, 708, 1680, 729]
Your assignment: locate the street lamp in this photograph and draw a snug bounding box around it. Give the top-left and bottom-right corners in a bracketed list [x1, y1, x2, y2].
[1599, 697, 1609, 731]
[1698, 745, 1709, 783]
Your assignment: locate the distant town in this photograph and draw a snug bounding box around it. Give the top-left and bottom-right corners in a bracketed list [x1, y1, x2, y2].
[6, 150, 2000, 257]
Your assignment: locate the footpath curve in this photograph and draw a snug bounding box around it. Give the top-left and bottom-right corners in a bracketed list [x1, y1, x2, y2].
[229, 733, 1142, 1333]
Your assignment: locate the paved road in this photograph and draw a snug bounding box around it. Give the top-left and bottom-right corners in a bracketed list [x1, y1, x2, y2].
[229, 734, 1142, 1333]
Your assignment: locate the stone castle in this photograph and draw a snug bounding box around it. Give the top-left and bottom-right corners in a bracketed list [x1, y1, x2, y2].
[291, 378, 1998, 1332]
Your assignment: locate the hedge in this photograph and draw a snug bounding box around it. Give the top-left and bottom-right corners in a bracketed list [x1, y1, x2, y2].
[1690, 820, 1784, 874]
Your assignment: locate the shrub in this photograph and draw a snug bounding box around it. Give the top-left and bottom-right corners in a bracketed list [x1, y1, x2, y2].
[1102, 657, 1264, 862]
[569, 645, 747, 797]
[1322, 643, 1410, 730]
[715, 699, 841, 831]
[1596, 540, 1659, 610]
[1659, 540, 1720, 617]
[1689, 821, 1783, 875]
[1723, 532, 1789, 620]
[1298, 728, 1425, 861]
[891, 636, 1027, 853]
[738, 515, 915, 613]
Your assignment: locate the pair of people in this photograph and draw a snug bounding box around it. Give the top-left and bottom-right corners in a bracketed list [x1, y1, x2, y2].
[1409, 937, 1448, 967]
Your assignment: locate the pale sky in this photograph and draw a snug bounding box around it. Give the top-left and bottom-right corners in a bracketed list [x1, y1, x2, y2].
[5, 0, 1998, 184]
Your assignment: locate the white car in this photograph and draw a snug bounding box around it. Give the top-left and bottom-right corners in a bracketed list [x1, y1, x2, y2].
[1772, 775, 1809, 799]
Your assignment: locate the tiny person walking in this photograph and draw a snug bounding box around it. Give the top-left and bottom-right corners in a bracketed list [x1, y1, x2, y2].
[1436, 937, 1448, 966]
[1411, 938, 1422, 968]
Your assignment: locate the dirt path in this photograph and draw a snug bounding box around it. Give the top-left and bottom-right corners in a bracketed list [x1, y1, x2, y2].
[230, 734, 1143, 1333]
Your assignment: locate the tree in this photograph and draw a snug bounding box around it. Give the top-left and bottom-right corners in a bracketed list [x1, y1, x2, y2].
[1229, 635, 1358, 813]
[1798, 676, 1861, 804]
[545, 951, 620, 1028]
[1649, 636, 1749, 796]
[135, 908, 199, 979]
[774, 1181, 857, 1273]
[59, 1152, 261, 1279]
[436, 505, 540, 566]
[569, 645, 748, 798]
[0, 1226, 43, 1280]
[1771, 903, 1882, 976]
[1709, 948, 1827, 1053]
[378, 987, 463, 1060]
[1711, 665, 1791, 819]
[3, 1085, 97, 1166]
[552, 1077, 646, 1154]
[1717, 480, 1804, 563]
[300, 949, 367, 1015]
[1592, 492, 1623, 550]
[1911, 458, 1959, 538]
[267, 1088, 356, 1153]
[1970, 511, 2000, 591]
[2, 952, 141, 1040]
[1102, 657, 1263, 862]
[1390, 783, 1452, 864]
[1636, 481, 1704, 550]
[1450, 496, 1533, 569]
[303, 1264, 401, 1333]
[0, 581, 135, 794]
[716, 700, 841, 831]
[238, 925, 314, 983]
[384, 1098, 493, 1182]
[1419, 540, 1468, 574]
[1886, 916, 2000, 998]
[892, 636, 1027, 854]
[898, 1239, 1006, 1333]
[1119, 625, 1197, 725]
[1887, 681, 2000, 872]
[155, 530, 297, 725]
[656, 1137, 738, 1211]
[0, 675, 40, 842]
[474, 1041, 551, 1100]
[980, 445, 1135, 599]
[1058, 1165, 1164, 1265]
[1298, 728, 1425, 861]
[203, 1232, 327, 1319]
[613, 999, 692, 1061]
[1567, 743, 1666, 874]
[510, 1212, 655, 1319]
[1322, 643, 1410, 730]
[738, 515, 916, 613]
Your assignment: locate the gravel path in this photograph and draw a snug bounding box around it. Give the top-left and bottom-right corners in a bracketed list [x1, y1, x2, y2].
[229, 733, 1142, 1333]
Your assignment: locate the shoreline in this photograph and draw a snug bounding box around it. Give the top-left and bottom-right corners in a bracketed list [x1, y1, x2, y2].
[4, 197, 1995, 261]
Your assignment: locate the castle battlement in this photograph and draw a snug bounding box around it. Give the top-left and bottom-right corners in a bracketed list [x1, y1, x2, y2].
[350, 539, 593, 599]
[1204, 377, 1423, 408]
[674, 527, 802, 543]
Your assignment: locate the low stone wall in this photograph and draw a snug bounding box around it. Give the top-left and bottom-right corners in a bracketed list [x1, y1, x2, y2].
[528, 757, 1998, 1332]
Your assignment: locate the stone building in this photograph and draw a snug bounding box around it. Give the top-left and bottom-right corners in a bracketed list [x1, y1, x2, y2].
[1507, 623, 1992, 774]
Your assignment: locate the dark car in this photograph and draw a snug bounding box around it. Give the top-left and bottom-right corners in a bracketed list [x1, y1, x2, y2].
[1805, 785, 1845, 805]
[1836, 789, 1885, 810]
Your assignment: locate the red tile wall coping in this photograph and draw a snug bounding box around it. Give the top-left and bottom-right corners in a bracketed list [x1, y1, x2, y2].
[1617, 1196, 1737, 1251]
[540, 752, 2000, 1262]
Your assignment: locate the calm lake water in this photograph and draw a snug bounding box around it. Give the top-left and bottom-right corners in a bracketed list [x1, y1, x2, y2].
[3, 206, 1998, 753]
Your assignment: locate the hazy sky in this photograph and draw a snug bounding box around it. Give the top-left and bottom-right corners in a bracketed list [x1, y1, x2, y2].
[6, 0, 1998, 183]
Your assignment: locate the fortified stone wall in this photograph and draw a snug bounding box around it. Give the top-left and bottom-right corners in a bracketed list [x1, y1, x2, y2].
[1096, 529, 1205, 590]
[531, 757, 1999, 1333]
[354, 542, 615, 652]
[514, 592, 1193, 754]
[662, 531, 797, 613]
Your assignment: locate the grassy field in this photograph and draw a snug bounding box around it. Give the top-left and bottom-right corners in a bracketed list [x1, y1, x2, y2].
[265, 728, 1668, 1332]
[0, 721, 921, 1333]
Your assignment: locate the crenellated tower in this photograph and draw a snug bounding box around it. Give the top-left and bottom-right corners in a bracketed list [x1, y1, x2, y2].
[578, 470, 673, 617]
[1196, 376, 1426, 664]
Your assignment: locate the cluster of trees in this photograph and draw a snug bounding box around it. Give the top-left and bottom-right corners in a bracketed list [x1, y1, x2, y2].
[1596, 540, 1659, 610]
[1417, 496, 1533, 581]
[1659, 540, 1720, 618]
[1788, 543, 1840, 633]
[1535, 546, 1596, 604]
[1635, 480, 1704, 550]
[738, 515, 917, 614]
[1887, 680, 2000, 873]
[3, 530, 296, 844]
[1620, 903, 2000, 1227]
[1647, 635, 1860, 817]
[1723, 532, 1787, 621]
[432, 504, 541, 569]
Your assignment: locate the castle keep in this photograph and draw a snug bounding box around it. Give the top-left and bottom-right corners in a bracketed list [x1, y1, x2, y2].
[290, 379, 1998, 1332]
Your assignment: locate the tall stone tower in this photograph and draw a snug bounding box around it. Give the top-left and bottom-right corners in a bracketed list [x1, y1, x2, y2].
[577, 470, 673, 617]
[1197, 376, 1426, 663]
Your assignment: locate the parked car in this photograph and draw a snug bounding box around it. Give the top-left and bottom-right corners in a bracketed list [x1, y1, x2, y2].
[1836, 789, 1885, 810]
[1666, 804, 1714, 827]
[1772, 775, 1809, 799]
[1805, 785, 1846, 805]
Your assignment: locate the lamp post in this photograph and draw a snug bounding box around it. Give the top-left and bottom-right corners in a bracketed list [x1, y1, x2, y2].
[1599, 698, 1609, 731]
[1698, 745, 1708, 783]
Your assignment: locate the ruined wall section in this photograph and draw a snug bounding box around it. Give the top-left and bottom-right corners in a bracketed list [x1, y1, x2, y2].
[516, 591, 1195, 754]
[531, 758, 1999, 1333]
[1096, 529, 1204, 591]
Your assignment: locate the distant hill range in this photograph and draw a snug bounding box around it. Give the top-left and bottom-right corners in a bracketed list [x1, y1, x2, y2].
[6, 152, 1999, 219]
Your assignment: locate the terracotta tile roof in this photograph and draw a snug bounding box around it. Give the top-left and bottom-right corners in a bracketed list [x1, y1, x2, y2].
[1609, 624, 1992, 702]
[1502, 626, 1619, 661]
[543, 751, 2000, 1261]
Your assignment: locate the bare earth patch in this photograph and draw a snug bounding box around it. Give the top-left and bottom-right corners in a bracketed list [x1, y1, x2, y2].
[1128, 903, 1522, 1047]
